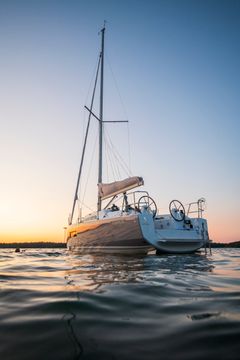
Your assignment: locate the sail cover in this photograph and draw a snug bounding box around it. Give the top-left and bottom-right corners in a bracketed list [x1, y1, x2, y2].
[98, 176, 144, 200]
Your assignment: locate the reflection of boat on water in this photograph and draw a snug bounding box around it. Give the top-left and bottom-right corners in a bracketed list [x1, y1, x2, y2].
[64, 252, 213, 292]
[66, 26, 210, 255]
[65, 254, 146, 291]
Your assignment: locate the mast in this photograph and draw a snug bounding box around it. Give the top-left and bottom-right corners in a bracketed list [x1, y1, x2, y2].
[97, 25, 105, 212]
[69, 24, 128, 224]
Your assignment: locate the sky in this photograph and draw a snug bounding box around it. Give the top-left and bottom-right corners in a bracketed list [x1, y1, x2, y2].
[0, 0, 239, 243]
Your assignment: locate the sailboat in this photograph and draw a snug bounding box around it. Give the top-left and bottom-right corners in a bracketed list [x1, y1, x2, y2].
[66, 26, 210, 255]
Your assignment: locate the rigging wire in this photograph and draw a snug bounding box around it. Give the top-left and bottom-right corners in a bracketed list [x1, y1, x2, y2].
[71, 33, 134, 222]
[69, 54, 101, 224]
[104, 131, 119, 180]
[81, 131, 98, 209]
[81, 56, 101, 149]
[104, 131, 128, 179]
[104, 132, 109, 182]
[84, 56, 102, 111]
[127, 122, 132, 175]
[105, 51, 129, 120]
[104, 127, 132, 178]
[105, 51, 132, 173]
[79, 201, 95, 214]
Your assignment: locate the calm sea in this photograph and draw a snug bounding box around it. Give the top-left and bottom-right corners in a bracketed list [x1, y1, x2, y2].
[0, 248, 240, 360]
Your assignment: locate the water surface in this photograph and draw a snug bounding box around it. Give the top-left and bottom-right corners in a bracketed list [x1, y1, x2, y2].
[0, 248, 239, 359]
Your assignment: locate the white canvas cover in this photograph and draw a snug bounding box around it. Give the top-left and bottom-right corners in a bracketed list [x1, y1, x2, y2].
[98, 176, 144, 200]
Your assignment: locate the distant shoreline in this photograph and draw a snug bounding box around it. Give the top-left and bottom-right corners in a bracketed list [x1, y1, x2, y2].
[0, 242, 66, 248]
[210, 241, 240, 248]
[0, 241, 239, 249]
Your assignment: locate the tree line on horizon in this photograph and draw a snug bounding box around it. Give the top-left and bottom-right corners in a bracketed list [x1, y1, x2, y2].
[0, 242, 66, 248]
[0, 241, 239, 248]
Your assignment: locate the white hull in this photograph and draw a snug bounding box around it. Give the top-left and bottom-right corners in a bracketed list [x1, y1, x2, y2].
[152, 239, 205, 254]
[67, 208, 209, 255]
[139, 209, 209, 254]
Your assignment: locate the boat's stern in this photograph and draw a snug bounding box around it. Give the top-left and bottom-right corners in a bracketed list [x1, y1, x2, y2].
[138, 207, 210, 254]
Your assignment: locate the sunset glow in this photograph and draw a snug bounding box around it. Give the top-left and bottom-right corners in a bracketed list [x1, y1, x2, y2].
[0, 0, 239, 244]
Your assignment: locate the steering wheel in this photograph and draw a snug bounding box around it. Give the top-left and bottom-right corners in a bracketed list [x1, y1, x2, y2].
[137, 195, 157, 218]
[169, 200, 185, 222]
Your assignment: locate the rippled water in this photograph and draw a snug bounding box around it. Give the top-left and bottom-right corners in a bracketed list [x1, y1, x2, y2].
[0, 248, 240, 359]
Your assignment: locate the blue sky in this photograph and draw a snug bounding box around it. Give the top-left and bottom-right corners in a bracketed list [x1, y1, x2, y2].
[0, 0, 239, 242]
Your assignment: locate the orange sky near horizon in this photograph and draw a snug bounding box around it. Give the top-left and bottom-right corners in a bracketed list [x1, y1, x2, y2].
[0, 207, 239, 244]
[0, 1, 239, 245]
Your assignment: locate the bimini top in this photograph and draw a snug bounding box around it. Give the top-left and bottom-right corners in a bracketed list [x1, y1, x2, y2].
[98, 176, 144, 200]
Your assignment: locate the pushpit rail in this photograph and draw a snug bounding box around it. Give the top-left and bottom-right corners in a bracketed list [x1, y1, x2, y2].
[186, 198, 206, 218]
